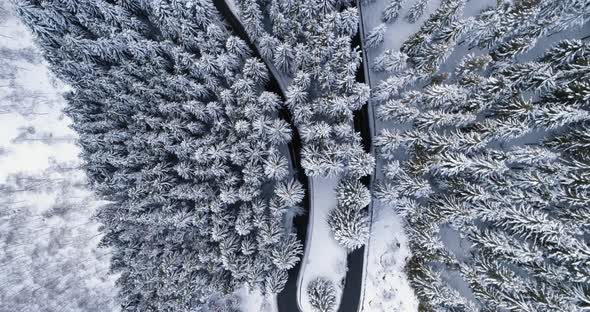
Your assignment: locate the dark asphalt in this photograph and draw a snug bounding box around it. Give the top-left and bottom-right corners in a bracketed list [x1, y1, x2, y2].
[210, 1, 310, 311]
[338, 2, 374, 311]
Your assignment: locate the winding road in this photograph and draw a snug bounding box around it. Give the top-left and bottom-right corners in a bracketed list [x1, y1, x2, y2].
[351, 1, 379, 311]
[212, 0, 376, 311]
[336, 17, 375, 312]
[210, 1, 310, 311]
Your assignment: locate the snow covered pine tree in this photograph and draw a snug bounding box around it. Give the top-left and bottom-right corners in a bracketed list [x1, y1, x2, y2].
[307, 277, 337, 312]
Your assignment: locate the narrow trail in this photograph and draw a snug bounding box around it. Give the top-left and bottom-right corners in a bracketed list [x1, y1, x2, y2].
[211, 1, 309, 311]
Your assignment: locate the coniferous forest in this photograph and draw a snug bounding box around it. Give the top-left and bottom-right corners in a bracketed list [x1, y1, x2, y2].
[0, 0, 588, 311]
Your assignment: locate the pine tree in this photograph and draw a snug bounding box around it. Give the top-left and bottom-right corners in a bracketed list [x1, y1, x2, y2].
[336, 179, 371, 210]
[271, 233, 303, 270]
[366, 23, 387, 48]
[373, 50, 408, 73]
[411, 41, 452, 74]
[382, 0, 403, 24]
[491, 36, 537, 61]
[373, 74, 413, 102]
[307, 278, 337, 312]
[265, 270, 289, 295]
[541, 39, 590, 68]
[329, 203, 370, 250]
[406, 0, 428, 24]
[377, 98, 420, 122]
[274, 42, 294, 74]
[275, 178, 305, 207]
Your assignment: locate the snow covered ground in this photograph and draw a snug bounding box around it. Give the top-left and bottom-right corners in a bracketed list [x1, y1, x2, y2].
[360, 201, 418, 312]
[297, 177, 348, 311]
[0, 11, 78, 179]
[237, 286, 278, 312]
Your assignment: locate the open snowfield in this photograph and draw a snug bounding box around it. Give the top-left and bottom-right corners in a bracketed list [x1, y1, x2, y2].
[0, 12, 77, 180]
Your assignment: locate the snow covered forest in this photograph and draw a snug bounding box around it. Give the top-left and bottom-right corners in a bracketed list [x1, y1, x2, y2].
[1, 0, 588, 311]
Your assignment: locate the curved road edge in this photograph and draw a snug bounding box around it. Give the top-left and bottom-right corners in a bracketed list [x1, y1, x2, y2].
[352, 0, 379, 311]
[295, 177, 315, 312]
[210, 1, 308, 312]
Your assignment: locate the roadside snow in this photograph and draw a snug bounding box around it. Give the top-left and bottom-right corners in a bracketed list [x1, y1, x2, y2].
[297, 177, 348, 312]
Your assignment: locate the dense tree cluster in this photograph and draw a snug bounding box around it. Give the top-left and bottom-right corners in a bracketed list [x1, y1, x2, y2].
[236, 0, 374, 252]
[236, 0, 374, 180]
[16, 0, 303, 310]
[328, 179, 370, 250]
[373, 0, 590, 309]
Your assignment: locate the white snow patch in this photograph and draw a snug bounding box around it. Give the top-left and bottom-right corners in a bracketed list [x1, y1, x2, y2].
[237, 286, 278, 312]
[360, 200, 418, 312]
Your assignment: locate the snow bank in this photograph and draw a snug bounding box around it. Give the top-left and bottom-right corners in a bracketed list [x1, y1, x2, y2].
[297, 177, 348, 311]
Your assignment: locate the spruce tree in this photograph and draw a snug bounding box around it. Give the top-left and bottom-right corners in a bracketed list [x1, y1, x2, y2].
[382, 0, 403, 24]
[307, 278, 337, 312]
[405, 0, 428, 24]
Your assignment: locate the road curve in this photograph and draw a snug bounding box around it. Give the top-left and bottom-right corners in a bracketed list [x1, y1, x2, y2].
[210, 1, 308, 312]
[338, 1, 377, 311]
